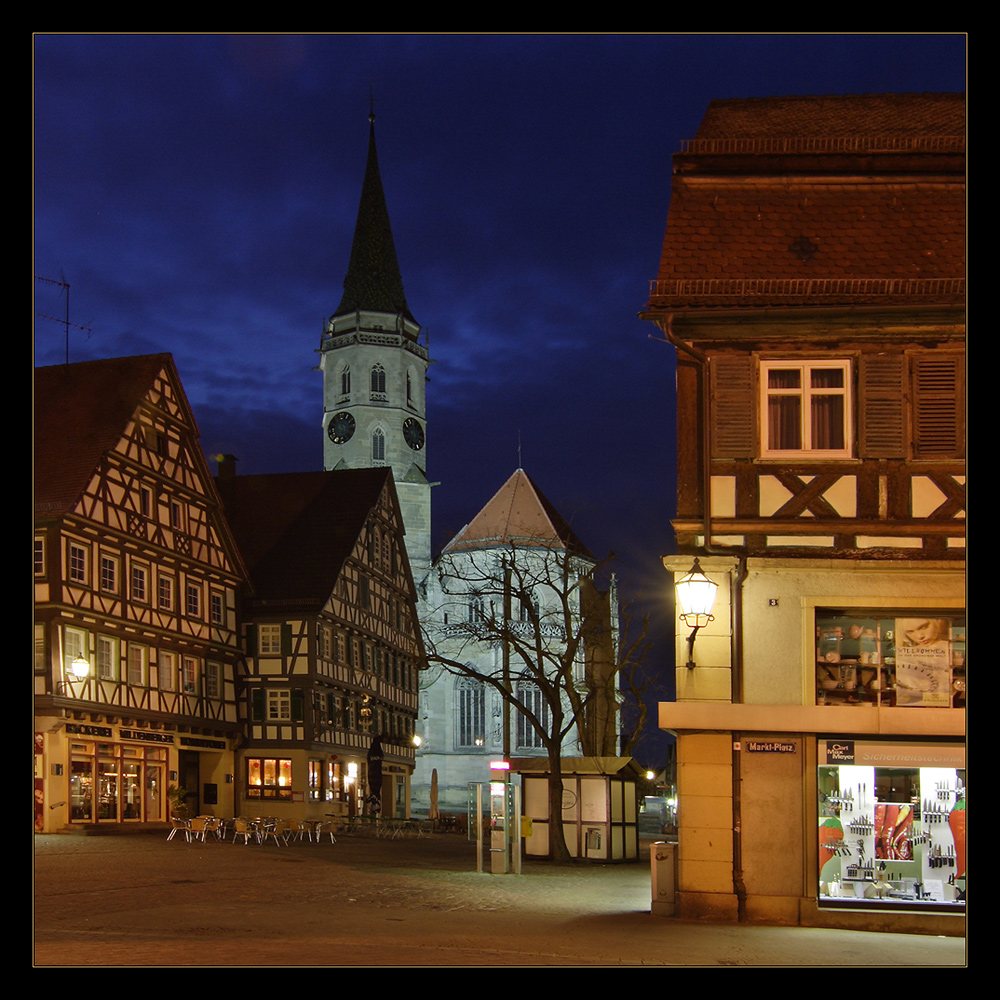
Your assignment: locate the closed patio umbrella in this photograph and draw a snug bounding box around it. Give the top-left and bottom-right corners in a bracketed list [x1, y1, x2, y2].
[366, 735, 384, 817]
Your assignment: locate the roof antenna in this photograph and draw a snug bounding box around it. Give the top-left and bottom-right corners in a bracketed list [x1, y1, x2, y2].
[518, 430, 522, 470]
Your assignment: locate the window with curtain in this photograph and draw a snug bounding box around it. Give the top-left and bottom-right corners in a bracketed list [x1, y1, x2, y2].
[762, 360, 851, 457]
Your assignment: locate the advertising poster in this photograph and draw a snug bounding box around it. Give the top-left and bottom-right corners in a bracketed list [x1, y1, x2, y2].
[894, 618, 951, 707]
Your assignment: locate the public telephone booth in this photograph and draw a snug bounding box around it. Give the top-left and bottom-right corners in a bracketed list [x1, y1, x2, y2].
[513, 756, 642, 862]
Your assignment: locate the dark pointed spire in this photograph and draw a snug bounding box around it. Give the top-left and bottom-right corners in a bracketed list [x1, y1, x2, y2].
[333, 112, 416, 324]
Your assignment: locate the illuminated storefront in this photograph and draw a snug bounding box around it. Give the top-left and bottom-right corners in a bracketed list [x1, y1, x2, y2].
[35, 716, 236, 832]
[818, 741, 965, 911]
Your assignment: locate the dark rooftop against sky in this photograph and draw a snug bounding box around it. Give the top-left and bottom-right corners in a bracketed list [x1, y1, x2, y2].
[33, 34, 967, 753]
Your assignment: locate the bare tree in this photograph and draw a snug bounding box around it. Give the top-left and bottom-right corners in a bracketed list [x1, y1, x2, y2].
[421, 543, 652, 862]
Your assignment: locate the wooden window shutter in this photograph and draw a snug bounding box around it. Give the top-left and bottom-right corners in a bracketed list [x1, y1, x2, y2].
[245, 625, 257, 657]
[709, 355, 755, 458]
[250, 687, 264, 722]
[858, 355, 907, 458]
[290, 688, 304, 722]
[280, 624, 293, 655]
[912, 354, 965, 458]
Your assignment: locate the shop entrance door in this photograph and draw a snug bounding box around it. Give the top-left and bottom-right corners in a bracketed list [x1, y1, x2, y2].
[178, 751, 200, 816]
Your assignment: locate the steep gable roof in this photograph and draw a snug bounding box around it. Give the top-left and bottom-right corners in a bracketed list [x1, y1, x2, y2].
[215, 466, 399, 605]
[34, 353, 187, 515]
[442, 469, 593, 559]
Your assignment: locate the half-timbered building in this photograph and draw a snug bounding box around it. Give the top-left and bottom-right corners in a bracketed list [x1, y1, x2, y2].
[214, 463, 424, 821]
[34, 355, 247, 832]
[640, 93, 965, 934]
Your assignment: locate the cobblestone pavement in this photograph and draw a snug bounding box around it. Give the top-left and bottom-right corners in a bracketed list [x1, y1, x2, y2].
[33, 831, 967, 967]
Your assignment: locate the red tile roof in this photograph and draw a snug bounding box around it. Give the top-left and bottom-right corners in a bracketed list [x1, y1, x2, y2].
[443, 469, 592, 559]
[34, 354, 180, 515]
[645, 93, 966, 311]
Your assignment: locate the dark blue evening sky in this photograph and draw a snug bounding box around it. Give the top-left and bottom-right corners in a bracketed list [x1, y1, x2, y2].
[34, 34, 967, 759]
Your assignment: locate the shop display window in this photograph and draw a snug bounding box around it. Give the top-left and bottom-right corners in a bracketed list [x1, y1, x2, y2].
[818, 742, 965, 911]
[815, 612, 965, 708]
[68, 741, 166, 823]
[246, 756, 293, 800]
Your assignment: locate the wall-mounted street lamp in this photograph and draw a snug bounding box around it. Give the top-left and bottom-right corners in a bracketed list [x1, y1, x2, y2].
[675, 558, 718, 669]
[70, 655, 90, 679]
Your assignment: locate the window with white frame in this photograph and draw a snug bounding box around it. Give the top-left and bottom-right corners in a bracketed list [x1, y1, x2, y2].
[35, 537, 45, 576]
[210, 591, 225, 626]
[157, 651, 176, 691]
[63, 627, 88, 677]
[205, 661, 221, 699]
[97, 636, 117, 680]
[100, 554, 118, 593]
[131, 564, 149, 603]
[761, 360, 852, 458]
[186, 582, 201, 618]
[267, 688, 292, 721]
[182, 656, 199, 694]
[127, 643, 147, 686]
[69, 543, 88, 584]
[258, 624, 282, 655]
[157, 574, 174, 611]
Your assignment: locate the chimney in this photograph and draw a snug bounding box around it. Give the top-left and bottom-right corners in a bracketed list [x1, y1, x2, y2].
[215, 454, 238, 480]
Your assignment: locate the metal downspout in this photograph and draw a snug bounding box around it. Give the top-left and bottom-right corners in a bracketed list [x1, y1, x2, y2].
[656, 316, 748, 921]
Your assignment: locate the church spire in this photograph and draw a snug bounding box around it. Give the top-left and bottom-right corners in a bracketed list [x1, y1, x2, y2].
[333, 111, 416, 325]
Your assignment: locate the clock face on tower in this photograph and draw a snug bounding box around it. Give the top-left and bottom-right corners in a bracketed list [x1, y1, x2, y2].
[403, 417, 425, 451]
[328, 411, 356, 444]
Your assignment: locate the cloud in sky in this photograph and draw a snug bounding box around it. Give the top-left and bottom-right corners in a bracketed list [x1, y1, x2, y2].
[34, 33, 966, 759]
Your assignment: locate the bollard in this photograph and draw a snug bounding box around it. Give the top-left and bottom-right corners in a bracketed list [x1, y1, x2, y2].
[650, 841, 676, 916]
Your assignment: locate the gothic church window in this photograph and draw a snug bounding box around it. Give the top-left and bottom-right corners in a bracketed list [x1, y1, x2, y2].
[370, 364, 386, 397]
[341, 366, 351, 396]
[456, 677, 485, 748]
[372, 428, 385, 465]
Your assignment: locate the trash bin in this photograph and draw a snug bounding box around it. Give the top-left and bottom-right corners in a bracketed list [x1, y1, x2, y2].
[650, 841, 676, 916]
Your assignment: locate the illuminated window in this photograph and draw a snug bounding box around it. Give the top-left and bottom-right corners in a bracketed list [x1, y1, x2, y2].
[815, 611, 965, 709]
[246, 757, 293, 800]
[761, 360, 851, 458]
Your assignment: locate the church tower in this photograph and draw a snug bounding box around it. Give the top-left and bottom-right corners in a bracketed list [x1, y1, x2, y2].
[318, 111, 432, 584]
